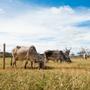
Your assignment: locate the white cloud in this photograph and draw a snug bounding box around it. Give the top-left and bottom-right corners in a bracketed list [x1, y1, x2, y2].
[0, 6, 90, 53]
[0, 8, 5, 14]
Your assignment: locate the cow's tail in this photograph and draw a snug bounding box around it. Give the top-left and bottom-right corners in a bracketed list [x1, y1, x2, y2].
[10, 55, 13, 66]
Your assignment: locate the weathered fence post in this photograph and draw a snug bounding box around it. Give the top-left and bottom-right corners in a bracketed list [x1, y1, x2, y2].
[3, 43, 6, 69]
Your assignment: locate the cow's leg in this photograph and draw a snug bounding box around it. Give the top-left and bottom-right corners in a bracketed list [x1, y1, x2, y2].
[24, 60, 28, 69]
[45, 58, 49, 63]
[85, 57, 87, 60]
[60, 59, 63, 63]
[56, 59, 59, 62]
[12, 60, 17, 68]
[59, 57, 63, 63]
[31, 61, 33, 69]
[12, 56, 17, 68]
[10, 56, 13, 66]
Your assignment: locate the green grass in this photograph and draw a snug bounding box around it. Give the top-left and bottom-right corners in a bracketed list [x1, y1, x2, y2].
[0, 58, 90, 90]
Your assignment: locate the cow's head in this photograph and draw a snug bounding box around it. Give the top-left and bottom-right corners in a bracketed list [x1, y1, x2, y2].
[59, 50, 72, 63]
[65, 48, 71, 56]
[64, 48, 72, 63]
[65, 55, 72, 63]
[29, 45, 37, 54]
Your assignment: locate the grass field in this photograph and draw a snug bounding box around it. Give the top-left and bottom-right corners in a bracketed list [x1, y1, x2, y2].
[0, 58, 90, 90]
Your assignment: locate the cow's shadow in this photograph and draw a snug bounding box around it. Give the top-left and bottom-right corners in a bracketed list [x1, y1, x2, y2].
[19, 66, 54, 70]
[24, 66, 70, 70]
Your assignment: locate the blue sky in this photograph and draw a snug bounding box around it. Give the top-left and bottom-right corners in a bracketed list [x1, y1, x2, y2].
[0, 0, 90, 54]
[75, 20, 90, 27]
[20, 0, 90, 7]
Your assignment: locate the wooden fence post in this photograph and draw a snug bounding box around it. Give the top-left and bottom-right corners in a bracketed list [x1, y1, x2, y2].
[3, 43, 6, 69]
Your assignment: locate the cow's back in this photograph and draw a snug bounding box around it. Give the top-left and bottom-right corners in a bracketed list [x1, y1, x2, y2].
[12, 46, 29, 60]
[44, 50, 60, 61]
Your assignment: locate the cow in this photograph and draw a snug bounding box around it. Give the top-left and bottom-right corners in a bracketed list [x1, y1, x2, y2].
[44, 50, 72, 63]
[11, 45, 44, 69]
[81, 53, 88, 60]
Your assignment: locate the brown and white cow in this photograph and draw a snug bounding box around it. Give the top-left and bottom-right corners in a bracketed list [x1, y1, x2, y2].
[11, 45, 45, 69]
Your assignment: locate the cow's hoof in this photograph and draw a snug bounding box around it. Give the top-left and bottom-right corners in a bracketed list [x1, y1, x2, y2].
[24, 67, 27, 69]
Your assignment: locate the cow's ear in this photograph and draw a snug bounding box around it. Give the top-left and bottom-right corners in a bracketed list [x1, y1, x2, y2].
[69, 47, 72, 51]
[65, 48, 67, 51]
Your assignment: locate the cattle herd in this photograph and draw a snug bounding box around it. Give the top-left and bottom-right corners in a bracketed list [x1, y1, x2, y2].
[11, 45, 72, 69]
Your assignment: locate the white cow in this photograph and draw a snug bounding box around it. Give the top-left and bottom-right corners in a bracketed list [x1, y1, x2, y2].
[12, 45, 39, 68]
[83, 53, 87, 60]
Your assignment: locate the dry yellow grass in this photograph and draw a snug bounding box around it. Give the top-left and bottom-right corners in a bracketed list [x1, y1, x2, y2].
[0, 57, 90, 90]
